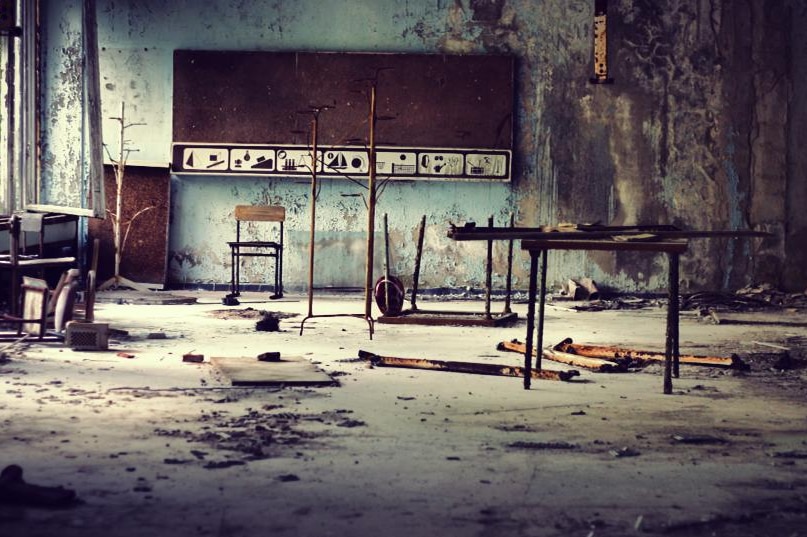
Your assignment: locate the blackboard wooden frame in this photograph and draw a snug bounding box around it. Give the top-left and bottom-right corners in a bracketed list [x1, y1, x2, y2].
[172, 50, 514, 182]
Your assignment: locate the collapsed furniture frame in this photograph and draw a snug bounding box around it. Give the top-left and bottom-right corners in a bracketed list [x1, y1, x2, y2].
[450, 224, 770, 392]
[377, 214, 518, 327]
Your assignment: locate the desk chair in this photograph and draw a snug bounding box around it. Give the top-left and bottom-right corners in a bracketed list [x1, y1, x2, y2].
[224, 205, 284, 305]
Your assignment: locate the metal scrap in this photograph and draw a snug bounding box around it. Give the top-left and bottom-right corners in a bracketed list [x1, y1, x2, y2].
[497, 339, 626, 372]
[552, 338, 747, 369]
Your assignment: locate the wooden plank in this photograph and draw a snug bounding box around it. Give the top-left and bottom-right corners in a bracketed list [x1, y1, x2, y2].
[210, 356, 335, 387]
[234, 205, 285, 222]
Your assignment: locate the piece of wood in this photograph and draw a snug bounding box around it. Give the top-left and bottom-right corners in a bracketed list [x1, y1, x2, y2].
[210, 356, 335, 387]
[234, 205, 285, 222]
[358, 350, 579, 381]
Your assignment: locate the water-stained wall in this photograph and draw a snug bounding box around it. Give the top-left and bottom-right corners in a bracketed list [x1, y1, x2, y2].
[42, 0, 805, 293]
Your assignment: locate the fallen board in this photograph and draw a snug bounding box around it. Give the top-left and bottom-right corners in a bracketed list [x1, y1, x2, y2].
[210, 356, 335, 387]
[377, 310, 518, 327]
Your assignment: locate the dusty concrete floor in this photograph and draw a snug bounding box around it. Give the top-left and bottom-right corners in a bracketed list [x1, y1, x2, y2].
[1, 290, 806, 537]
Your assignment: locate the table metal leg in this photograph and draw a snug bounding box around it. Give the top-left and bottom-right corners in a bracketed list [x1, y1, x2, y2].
[523, 251, 539, 390]
[664, 252, 680, 394]
[536, 249, 548, 372]
[670, 253, 680, 378]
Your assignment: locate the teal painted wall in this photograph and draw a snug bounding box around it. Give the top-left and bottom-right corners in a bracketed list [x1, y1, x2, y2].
[40, 1, 805, 293]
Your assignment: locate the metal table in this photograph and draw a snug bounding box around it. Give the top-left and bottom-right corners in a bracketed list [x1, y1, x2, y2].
[520, 237, 688, 393]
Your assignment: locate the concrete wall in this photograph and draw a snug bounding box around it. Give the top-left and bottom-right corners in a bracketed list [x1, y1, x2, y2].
[41, 0, 806, 293]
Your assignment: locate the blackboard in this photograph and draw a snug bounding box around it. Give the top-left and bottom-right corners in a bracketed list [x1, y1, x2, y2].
[172, 50, 514, 181]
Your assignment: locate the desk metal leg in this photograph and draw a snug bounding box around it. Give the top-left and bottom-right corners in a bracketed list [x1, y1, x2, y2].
[664, 252, 680, 394]
[523, 249, 548, 390]
[523, 251, 539, 390]
[536, 249, 548, 372]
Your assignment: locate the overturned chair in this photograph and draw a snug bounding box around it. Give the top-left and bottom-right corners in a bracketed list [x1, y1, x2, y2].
[0, 275, 79, 342]
[223, 205, 285, 305]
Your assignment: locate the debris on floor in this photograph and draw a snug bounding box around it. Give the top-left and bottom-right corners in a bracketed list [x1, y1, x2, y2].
[358, 349, 580, 381]
[497, 339, 627, 372]
[0, 464, 79, 508]
[551, 338, 747, 369]
[560, 277, 600, 301]
[182, 352, 204, 363]
[256, 313, 281, 332]
[497, 338, 747, 371]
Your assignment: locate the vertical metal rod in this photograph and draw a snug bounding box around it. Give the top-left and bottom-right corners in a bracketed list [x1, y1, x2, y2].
[536, 249, 548, 371]
[5, 31, 16, 211]
[383, 212, 390, 311]
[503, 212, 514, 314]
[410, 214, 426, 311]
[363, 83, 377, 321]
[306, 115, 318, 318]
[523, 250, 539, 390]
[484, 214, 493, 319]
[664, 252, 680, 393]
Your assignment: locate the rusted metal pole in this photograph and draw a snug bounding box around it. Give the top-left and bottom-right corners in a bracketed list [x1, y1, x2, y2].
[410, 215, 426, 311]
[363, 83, 377, 321]
[523, 250, 539, 390]
[306, 115, 318, 319]
[536, 249, 548, 371]
[383, 213, 390, 310]
[503, 212, 514, 314]
[670, 252, 680, 378]
[484, 215, 493, 320]
[664, 252, 680, 393]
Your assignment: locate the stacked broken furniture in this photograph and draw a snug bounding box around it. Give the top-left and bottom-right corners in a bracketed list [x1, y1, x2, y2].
[0, 212, 102, 346]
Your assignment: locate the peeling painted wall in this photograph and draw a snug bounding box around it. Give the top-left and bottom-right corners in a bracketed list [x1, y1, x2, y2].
[50, 0, 804, 293]
[40, 0, 86, 207]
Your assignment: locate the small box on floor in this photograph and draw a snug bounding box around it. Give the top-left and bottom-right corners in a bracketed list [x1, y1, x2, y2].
[64, 322, 109, 351]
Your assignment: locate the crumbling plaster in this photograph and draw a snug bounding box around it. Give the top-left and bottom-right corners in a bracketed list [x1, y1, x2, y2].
[39, 0, 804, 293]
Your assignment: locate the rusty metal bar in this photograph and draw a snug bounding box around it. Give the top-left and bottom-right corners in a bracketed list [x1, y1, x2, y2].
[669, 252, 680, 379]
[536, 249, 548, 372]
[664, 253, 678, 393]
[523, 249, 539, 390]
[484, 215, 493, 320]
[410, 215, 426, 311]
[358, 350, 579, 382]
[551, 338, 744, 368]
[497, 339, 626, 372]
[503, 213, 514, 314]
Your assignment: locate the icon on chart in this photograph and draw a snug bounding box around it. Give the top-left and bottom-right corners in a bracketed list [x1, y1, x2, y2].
[182, 148, 228, 171]
[231, 148, 275, 171]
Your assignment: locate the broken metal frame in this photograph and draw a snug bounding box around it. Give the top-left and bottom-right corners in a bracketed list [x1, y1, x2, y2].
[378, 213, 518, 327]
